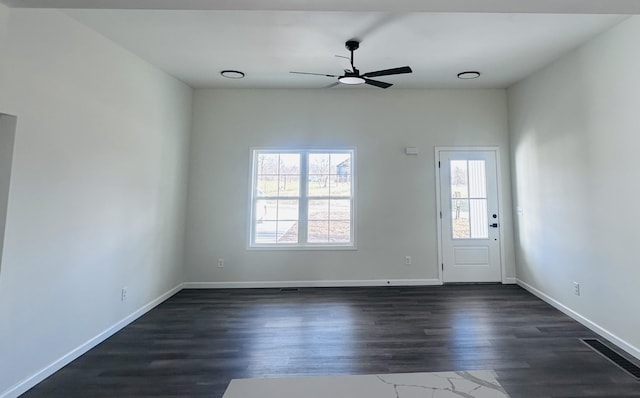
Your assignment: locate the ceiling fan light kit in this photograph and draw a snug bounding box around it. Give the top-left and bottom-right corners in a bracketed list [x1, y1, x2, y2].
[290, 40, 413, 89]
[338, 76, 365, 85]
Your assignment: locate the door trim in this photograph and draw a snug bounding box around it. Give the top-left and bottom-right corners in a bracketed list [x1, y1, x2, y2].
[434, 146, 507, 284]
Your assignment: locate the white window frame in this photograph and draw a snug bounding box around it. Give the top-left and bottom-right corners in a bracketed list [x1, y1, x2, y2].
[248, 147, 356, 250]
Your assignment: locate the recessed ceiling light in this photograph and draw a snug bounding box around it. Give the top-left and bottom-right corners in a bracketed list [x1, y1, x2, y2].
[457, 71, 481, 80]
[220, 70, 245, 79]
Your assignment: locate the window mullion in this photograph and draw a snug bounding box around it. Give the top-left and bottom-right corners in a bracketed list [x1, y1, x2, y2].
[299, 152, 308, 244]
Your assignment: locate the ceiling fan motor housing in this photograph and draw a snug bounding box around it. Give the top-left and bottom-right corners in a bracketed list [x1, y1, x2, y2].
[345, 68, 360, 77]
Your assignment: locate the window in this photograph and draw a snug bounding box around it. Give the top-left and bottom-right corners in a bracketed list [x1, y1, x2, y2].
[250, 148, 355, 248]
[450, 159, 488, 239]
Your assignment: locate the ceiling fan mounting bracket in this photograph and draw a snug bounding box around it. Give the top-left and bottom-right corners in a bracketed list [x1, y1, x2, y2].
[345, 40, 360, 52]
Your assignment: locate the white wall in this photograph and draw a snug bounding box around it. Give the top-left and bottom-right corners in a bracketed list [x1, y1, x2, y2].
[509, 16, 640, 358]
[0, 7, 192, 396]
[0, 6, 6, 57]
[185, 89, 515, 286]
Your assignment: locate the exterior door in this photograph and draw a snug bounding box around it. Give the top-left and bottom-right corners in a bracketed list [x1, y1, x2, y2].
[438, 149, 502, 282]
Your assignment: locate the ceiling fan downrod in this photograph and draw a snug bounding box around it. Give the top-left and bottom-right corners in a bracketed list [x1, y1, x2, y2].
[345, 40, 360, 71]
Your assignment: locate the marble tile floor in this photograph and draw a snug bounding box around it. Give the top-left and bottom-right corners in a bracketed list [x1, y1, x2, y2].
[223, 370, 510, 398]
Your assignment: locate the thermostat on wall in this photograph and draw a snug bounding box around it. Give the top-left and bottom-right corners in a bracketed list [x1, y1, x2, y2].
[405, 147, 419, 155]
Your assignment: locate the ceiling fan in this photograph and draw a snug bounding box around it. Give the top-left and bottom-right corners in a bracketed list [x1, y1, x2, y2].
[291, 40, 413, 89]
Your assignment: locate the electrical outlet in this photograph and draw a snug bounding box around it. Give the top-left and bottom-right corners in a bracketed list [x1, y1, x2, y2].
[573, 282, 580, 296]
[217, 258, 224, 268]
[405, 256, 412, 265]
[121, 287, 127, 301]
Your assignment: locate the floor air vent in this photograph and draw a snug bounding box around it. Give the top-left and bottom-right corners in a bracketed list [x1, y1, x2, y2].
[581, 338, 640, 380]
[279, 288, 299, 292]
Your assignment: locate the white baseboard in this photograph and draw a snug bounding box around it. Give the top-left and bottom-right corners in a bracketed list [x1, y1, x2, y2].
[183, 279, 442, 289]
[502, 277, 517, 284]
[517, 279, 640, 360]
[1, 283, 184, 398]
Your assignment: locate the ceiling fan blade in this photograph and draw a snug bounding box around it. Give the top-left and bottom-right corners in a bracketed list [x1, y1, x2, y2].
[363, 66, 412, 78]
[364, 78, 392, 89]
[290, 71, 338, 77]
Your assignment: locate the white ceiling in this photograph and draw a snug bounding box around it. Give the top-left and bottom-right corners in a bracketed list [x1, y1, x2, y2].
[5, 0, 630, 89]
[6, 0, 640, 13]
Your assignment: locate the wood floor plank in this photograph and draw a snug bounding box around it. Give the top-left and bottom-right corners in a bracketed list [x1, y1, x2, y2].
[21, 285, 640, 397]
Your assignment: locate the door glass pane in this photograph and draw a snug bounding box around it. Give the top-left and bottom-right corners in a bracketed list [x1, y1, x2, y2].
[450, 159, 489, 240]
[468, 160, 486, 198]
[450, 160, 468, 198]
[451, 199, 470, 239]
[470, 199, 488, 238]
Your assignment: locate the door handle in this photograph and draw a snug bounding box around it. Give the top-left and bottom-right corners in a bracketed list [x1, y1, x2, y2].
[489, 223, 499, 228]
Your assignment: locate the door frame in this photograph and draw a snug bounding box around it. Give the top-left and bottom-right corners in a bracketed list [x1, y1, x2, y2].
[434, 146, 508, 284]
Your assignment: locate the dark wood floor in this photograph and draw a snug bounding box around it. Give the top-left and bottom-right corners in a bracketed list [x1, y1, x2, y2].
[22, 285, 639, 398]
